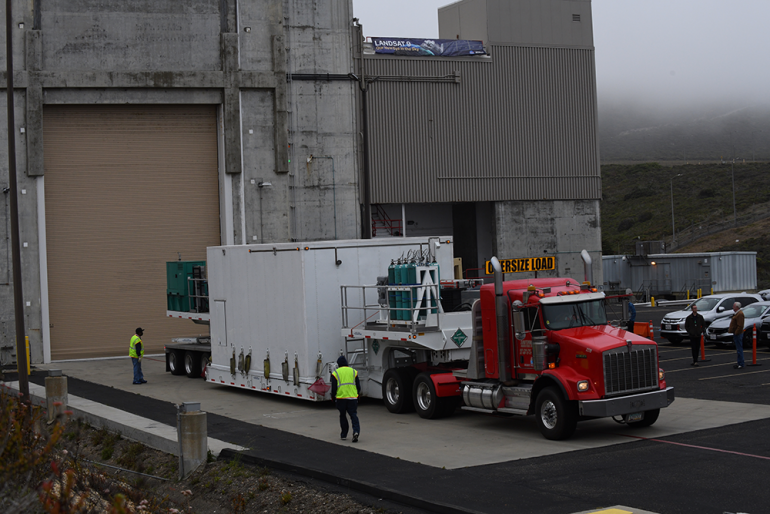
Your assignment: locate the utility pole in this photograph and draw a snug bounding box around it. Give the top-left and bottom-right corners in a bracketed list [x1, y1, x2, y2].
[670, 173, 682, 246]
[6, 0, 30, 402]
[731, 159, 737, 226]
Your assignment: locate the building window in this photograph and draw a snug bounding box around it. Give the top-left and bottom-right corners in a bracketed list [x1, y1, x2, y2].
[572, 14, 581, 22]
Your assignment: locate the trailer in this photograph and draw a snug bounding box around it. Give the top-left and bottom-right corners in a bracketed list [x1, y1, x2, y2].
[166, 240, 674, 440]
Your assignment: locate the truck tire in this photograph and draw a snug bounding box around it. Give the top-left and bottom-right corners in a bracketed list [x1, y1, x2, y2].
[184, 351, 202, 378]
[169, 351, 185, 376]
[382, 368, 414, 413]
[413, 372, 443, 419]
[535, 386, 578, 440]
[627, 408, 660, 428]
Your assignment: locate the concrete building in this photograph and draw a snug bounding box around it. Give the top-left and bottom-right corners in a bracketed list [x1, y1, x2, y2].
[0, 0, 602, 363]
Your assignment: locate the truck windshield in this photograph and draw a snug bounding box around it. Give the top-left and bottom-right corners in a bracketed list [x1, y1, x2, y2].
[542, 300, 607, 330]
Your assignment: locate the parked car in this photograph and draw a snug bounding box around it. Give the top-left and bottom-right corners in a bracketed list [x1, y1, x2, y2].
[704, 301, 770, 346]
[660, 293, 763, 344]
[760, 316, 770, 348]
[758, 289, 770, 301]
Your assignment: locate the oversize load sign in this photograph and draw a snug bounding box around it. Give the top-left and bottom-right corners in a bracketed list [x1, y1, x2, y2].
[372, 37, 486, 57]
[485, 257, 556, 275]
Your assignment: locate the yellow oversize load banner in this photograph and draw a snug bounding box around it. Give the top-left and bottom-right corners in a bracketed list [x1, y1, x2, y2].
[485, 256, 556, 275]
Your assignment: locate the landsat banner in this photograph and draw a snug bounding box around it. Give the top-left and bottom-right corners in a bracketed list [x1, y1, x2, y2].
[371, 38, 486, 57]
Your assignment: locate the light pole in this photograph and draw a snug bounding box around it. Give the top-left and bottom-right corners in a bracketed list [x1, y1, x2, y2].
[731, 159, 737, 226]
[670, 173, 683, 246]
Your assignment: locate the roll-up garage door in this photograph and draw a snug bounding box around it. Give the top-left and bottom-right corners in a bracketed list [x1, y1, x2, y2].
[44, 105, 221, 360]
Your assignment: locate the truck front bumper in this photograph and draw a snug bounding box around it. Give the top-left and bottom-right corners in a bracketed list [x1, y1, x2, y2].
[579, 387, 675, 417]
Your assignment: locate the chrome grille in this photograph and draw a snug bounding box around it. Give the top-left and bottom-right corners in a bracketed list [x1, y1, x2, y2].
[603, 345, 659, 397]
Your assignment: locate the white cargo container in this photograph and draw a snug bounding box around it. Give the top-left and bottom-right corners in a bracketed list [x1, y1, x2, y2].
[204, 236, 467, 401]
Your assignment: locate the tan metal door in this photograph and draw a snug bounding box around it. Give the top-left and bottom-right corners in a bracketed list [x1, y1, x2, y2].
[44, 105, 221, 360]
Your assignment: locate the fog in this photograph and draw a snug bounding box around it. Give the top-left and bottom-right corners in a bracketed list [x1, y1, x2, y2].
[352, 0, 770, 110]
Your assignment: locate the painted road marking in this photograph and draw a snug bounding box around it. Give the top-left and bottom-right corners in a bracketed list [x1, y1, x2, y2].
[699, 368, 770, 380]
[621, 434, 770, 461]
[666, 357, 770, 373]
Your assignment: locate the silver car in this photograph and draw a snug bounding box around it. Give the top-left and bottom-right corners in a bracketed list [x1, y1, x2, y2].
[660, 293, 763, 344]
[705, 301, 770, 346]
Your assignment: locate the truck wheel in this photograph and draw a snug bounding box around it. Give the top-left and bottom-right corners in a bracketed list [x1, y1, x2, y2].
[535, 386, 578, 440]
[413, 372, 443, 419]
[627, 408, 660, 428]
[184, 351, 202, 378]
[382, 368, 414, 413]
[169, 351, 185, 375]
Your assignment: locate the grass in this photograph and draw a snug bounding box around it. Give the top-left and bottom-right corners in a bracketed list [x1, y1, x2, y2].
[601, 161, 770, 288]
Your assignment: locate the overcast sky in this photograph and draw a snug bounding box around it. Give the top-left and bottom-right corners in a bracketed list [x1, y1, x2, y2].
[351, 0, 770, 108]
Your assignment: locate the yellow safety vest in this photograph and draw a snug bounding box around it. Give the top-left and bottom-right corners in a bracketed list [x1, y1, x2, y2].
[129, 334, 144, 358]
[333, 366, 358, 399]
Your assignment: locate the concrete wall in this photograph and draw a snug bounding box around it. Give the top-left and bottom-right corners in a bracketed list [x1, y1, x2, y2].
[439, 0, 594, 48]
[494, 200, 603, 285]
[0, 0, 361, 363]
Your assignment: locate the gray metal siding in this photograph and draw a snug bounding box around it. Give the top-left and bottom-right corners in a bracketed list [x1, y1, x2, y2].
[602, 252, 758, 294]
[364, 45, 600, 204]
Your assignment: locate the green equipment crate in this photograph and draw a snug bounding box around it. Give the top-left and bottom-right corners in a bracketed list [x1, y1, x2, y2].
[166, 260, 207, 312]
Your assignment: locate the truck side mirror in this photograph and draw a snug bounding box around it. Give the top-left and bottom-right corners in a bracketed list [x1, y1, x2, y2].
[717, 306, 725, 312]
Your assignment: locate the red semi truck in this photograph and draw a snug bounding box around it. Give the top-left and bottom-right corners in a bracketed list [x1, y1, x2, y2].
[347, 253, 675, 440]
[165, 239, 674, 440]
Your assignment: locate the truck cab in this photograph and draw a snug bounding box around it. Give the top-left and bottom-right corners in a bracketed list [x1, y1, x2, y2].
[461, 264, 674, 439]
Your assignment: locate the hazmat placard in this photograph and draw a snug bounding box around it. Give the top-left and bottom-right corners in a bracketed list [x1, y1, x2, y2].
[485, 257, 555, 275]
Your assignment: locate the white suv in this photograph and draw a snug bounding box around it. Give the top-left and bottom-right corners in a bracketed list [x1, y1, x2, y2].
[660, 293, 764, 344]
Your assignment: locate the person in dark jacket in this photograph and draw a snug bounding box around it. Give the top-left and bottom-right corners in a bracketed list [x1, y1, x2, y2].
[330, 355, 361, 442]
[684, 305, 705, 366]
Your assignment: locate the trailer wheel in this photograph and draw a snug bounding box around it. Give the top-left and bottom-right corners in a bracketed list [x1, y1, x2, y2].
[413, 372, 444, 419]
[627, 408, 660, 428]
[168, 351, 185, 376]
[382, 368, 414, 413]
[535, 386, 578, 440]
[184, 351, 202, 378]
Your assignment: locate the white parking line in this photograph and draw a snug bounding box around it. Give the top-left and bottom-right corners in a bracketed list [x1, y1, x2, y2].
[665, 357, 770, 372]
[699, 369, 770, 380]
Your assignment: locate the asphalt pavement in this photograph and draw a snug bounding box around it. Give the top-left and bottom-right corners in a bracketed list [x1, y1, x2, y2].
[9, 303, 770, 514]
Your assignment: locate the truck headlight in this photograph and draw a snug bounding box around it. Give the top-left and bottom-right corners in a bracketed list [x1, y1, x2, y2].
[577, 380, 590, 392]
[659, 368, 665, 381]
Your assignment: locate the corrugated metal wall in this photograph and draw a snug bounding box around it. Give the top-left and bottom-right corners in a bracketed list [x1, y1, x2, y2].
[364, 45, 600, 204]
[601, 252, 757, 295]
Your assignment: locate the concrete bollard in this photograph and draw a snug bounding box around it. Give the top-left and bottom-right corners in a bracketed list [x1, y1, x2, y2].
[177, 402, 207, 479]
[45, 370, 67, 424]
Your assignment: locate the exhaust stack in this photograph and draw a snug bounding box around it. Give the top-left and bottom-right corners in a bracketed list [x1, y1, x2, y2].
[581, 250, 593, 286]
[490, 257, 510, 382]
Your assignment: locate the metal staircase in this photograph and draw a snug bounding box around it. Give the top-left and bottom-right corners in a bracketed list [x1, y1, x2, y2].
[371, 204, 402, 237]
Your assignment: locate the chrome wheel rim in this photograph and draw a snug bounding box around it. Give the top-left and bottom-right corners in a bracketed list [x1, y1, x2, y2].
[416, 381, 432, 411]
[169, 354, 177, 372]
[541, 400, 558, 430]
[386, 378, 400, 406]
[185, 354, 193, 374]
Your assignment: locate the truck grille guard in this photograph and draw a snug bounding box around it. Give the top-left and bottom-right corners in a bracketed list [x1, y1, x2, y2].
[603, 344, 659, 397]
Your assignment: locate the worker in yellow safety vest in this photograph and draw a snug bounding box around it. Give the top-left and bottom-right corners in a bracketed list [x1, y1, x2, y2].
[331, 355, 361, 442]
[129, 327, 147, 384]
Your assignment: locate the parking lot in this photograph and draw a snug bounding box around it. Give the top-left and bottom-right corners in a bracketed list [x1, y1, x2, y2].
[27, 303, 770, 514]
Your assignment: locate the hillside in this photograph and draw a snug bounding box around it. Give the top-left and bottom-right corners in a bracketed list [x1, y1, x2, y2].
[600, 162, 770, 289]
[598, 102, 770, 162]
